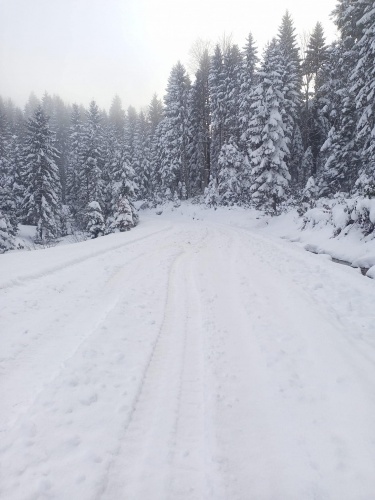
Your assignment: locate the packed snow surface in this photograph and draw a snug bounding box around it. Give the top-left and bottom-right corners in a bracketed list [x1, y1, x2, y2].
[1, 205, 375, 500]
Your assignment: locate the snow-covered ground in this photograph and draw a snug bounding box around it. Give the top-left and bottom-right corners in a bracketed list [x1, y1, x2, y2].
[1, 205, 375, 499]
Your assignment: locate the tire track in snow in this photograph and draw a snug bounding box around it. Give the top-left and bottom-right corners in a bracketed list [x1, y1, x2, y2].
[0, 228, 196, 500]
[0, 223, 172, 290]
[97, 228, 210, 500]
[199, 224, 375, 499]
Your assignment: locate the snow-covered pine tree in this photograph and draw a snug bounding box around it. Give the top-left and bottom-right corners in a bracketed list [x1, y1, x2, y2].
[299, 146, 313, 188]
[277, 11, 302, 180]
[204, 177, 220, 207]
[149, 119, 167, 203]
[123, 106, 138, 175]
[105, 131, 138, 231]
[42, 93, 70, 204]
[79, 101, 105, 212]
[0, 108, 18, 236]
[159, 62, 191, 199]
[209, 45, 225, 182]
[22, 106, 61, 242]
[223, 44, 242, 144]
[24, 92, 41, 120]
[133, 111, 152, 200]
[217, 138, 244, 206]
[148, 94, 163, 136]
[302, 22, 329, 172]
[66, 104, 83, 221]
[298, 175, 318, 215]
[351, 1, 375, 196]
[0, 209, 14, 253]
[108, 95, 125, 140]
[187, 48, 211, 194]
[7, 132, 25, 220]
[289, 124, 305, 189]
[248, 39, 290, 213]
[110, 196, 136, 232]
[318, 0, 365, 196]
[86, 201, 105, 238]
[239, 33, 259, 151]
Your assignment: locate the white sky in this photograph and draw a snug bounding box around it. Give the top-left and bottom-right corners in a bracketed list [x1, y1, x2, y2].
[0, 0, 338, 112]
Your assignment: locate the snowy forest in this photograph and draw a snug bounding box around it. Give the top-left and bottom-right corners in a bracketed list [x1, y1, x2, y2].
[1, 1, 375, 252]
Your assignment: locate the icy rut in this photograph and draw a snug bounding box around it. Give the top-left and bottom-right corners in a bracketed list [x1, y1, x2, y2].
[1, 216, 375, 499]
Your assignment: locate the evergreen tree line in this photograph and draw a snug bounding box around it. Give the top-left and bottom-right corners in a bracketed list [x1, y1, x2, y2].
[1, 1, 375, 252]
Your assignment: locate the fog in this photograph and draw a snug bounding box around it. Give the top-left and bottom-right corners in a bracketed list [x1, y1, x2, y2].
[0, 0, 338, 110]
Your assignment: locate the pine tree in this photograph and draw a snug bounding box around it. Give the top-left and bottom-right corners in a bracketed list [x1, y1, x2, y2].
[239, 33, 259, 150]
[317, 0, 366, 196]
[86, 201, 105, 238]
[0, 210, 14, 253]
[110, 196, 136, 232]
[217, 138, 244, 206]
[301, 22, 328, 169]
[66, 104, 83, 220]
[277, 11, 302, 177]
[248, 40, 290, 213]
[148, 94, 163, 136]
[187, 48, 211, 194]
[223, 44, 242, 143]
[204, 177, 220, 207]
[299, 146, 313, 188]
[209, 45, 226, 181]
[351, 1, 375, 196]
[133, 111, 152, 200]
[22, 106, 61, 242]
[80, 101, 104, 211]
[108, 95, 125, 139]
[289, 124, 305, 188]
[159, 62, 191, 198]
[298, 176, 318, 215]
[0, 108, 18, 235]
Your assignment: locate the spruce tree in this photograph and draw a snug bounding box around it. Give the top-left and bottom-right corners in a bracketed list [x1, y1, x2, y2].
[66, 104, 83, 220]
[187, 48, 211, 193]
[239, 33, 259, 150]
[248, 40, 290, 213]
[0, 210, 14, 253]
[299, 146, 313, 188]
[302, 22, 328, 169]
[351, 1, 375, 196]
[209, 45, 226, 181]
[217, 138, 244, 206]
[0, 108, 18, 235]
[80, 101, 104, 211]
[277, 11, 302, 178]
[22, 106, 61, 242]
[133, 111, 152, 200]
[110, 197, 137, 232]
[86, 201, 105, 238]
[108, 95, 125, 139]
[148, 94, 163, 136]
[159, 62, 191, 198]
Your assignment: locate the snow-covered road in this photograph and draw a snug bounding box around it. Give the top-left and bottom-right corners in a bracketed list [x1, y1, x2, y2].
[1, 211, 375, 499]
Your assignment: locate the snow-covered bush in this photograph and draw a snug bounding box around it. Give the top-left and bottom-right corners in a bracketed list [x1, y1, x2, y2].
[86, 201, 105, 238]
[300, 196, 375, 238]
[350, 198, 375, 236]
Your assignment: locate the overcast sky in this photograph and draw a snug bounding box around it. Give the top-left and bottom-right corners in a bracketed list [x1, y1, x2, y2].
[0, 0, 338, 112]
